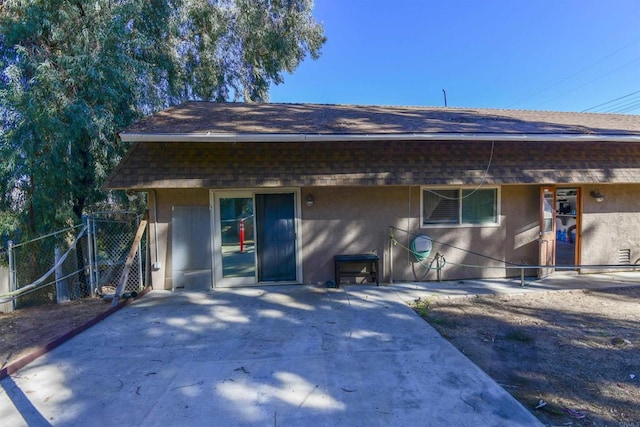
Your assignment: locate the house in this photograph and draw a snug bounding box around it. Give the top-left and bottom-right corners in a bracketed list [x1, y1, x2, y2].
[105, 102, 640, 291]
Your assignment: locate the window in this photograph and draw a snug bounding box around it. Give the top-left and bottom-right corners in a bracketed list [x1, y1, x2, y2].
[422, 187, 499, 226]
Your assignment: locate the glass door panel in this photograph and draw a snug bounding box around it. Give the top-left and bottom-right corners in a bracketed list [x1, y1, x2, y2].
[219, 196, 255, 279]
[538, 187, 556, 278]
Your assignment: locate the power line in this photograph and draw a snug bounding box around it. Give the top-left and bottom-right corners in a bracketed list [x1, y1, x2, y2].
[531, 56, 640, 109]
[617, 100, 640, 114]
[582, 90, 640, 112]
[603, 95, 640, 113]
[507, 37, 640, 109]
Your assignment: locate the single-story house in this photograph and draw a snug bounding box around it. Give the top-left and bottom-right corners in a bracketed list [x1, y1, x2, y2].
[105, 102, 640, 291]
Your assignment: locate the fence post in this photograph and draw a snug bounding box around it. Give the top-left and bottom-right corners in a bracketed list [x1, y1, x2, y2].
[0, 265, 12, 314]
[137, 216, 144, 290]
[55, 246, 70, 303]
[7, 240, 16, 310]
[388, 226, 394, 285]
[85, 214, 97, 296]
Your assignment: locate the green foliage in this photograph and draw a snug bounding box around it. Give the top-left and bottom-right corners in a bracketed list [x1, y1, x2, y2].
[0, 0, 325, 239]
[411, 297, 432, 318]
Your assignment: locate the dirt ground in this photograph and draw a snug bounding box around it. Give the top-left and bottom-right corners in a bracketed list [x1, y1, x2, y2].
[0, 298, 110, 370]
[412, 286, 640, 427]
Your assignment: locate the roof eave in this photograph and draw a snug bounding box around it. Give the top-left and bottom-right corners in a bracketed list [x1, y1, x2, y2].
[118, 132, 640, 143]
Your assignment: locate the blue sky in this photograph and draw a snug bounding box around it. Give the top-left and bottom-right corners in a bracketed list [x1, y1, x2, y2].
[269, 0, 640, 113]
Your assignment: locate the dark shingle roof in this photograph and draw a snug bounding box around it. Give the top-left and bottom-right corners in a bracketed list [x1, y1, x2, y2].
[121, 102, 640, 137]
[106, 140, 640, 189]
[106, 102, 640, 189]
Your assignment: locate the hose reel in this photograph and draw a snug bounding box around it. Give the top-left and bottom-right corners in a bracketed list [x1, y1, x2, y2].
[411, 235, 433, 262]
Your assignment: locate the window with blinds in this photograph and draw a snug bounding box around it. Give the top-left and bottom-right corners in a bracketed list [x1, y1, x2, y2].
[422, 187, 499, 226]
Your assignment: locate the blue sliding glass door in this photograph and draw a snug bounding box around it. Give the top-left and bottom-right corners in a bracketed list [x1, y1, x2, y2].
[213, 191, 298, 287]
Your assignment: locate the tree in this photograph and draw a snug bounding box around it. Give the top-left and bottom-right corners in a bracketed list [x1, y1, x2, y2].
[0, 0, 325, 238]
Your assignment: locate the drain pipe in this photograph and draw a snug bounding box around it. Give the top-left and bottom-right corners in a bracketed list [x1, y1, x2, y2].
[151, 190, 160, 271]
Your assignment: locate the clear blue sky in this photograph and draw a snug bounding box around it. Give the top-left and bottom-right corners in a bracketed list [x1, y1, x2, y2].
[269, 0, 640, 113]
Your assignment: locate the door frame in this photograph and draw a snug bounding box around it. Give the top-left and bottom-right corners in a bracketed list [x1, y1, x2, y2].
[556, 187, 582, 269]
[210, 188, 302, 288]
[538, 186, 556, 278]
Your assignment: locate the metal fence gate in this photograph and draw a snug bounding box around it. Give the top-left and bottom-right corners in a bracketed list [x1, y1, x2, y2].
[0, 212, 146, 311]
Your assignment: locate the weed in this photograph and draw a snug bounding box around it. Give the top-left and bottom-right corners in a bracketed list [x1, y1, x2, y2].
[504, 329, 534, 343]
[411, 298, 432, 318]
[430, 316, 452, 326]
[540, 404, 565, 417]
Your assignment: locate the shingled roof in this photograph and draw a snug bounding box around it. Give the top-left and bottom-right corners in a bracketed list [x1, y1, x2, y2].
[106, 102, 640, 189]
[120, 102, 640, 140]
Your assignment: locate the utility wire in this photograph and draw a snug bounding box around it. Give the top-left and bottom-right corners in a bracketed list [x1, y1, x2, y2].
[605, 97, 640, 113]
[617, 101, 640, 114]
[425, 140, 495, 201]
[582, 89, 640, 112]
[530, 56, 640, 109]
[506, 37, 640, 109]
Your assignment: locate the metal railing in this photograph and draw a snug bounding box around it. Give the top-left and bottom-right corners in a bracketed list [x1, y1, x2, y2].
[388, 225, 639, 287]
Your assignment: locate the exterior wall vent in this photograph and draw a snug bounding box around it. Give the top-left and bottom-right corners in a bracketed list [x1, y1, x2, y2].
[618, 249, 631, 265]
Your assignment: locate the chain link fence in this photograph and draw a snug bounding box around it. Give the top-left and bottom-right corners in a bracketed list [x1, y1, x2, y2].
[0, 212, 146, 312]
[90, 212, 146, 297]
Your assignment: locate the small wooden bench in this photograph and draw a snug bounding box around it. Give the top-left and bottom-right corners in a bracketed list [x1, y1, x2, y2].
[334, 254, 379, 287]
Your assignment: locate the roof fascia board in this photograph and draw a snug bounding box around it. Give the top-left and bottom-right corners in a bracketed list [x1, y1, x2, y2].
[119, 132, 640, 143]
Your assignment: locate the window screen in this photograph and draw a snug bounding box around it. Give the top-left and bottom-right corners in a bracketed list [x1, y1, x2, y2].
[423, 189, 459, 224]
[422, 187, 498, 226]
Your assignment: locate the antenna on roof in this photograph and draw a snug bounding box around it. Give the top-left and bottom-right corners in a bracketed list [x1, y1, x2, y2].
[442, 89, 448, 107]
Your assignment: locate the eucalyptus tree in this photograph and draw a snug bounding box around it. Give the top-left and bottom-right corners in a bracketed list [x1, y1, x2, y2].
[0, 0, 324, 237]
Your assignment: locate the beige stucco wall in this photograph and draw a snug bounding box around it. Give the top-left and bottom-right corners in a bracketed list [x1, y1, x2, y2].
[301, 185, 541, 284]
[300, 186, 409, 284]
[146, 184, 640, 290]
[580, 184, 640, 271]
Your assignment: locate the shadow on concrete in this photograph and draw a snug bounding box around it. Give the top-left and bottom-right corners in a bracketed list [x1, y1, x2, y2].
[0, 285, 541, 426]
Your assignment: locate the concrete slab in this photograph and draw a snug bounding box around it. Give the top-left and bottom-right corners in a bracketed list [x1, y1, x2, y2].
[0, 285, 542, 426]
[388, 271, 640, 303]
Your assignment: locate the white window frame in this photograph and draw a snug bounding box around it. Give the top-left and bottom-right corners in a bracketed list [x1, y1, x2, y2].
[420, 186, 501, 228]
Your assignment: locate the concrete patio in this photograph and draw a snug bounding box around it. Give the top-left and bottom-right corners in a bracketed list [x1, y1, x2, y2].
[0, 283, 543, 426]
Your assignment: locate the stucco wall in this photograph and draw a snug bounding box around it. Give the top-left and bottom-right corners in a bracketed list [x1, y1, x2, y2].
[581, 184, 640, 271]
[148, 184, 640, 289]
[300, 186, 409, 284]
[301, 185, 541, 284]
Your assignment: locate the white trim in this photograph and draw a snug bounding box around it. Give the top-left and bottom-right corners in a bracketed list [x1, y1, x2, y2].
[119, 132, 640, 143]
[420, 185, 502, 229]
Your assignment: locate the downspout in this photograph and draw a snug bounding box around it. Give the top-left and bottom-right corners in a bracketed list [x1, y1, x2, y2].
[151, 190, 160, 270]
